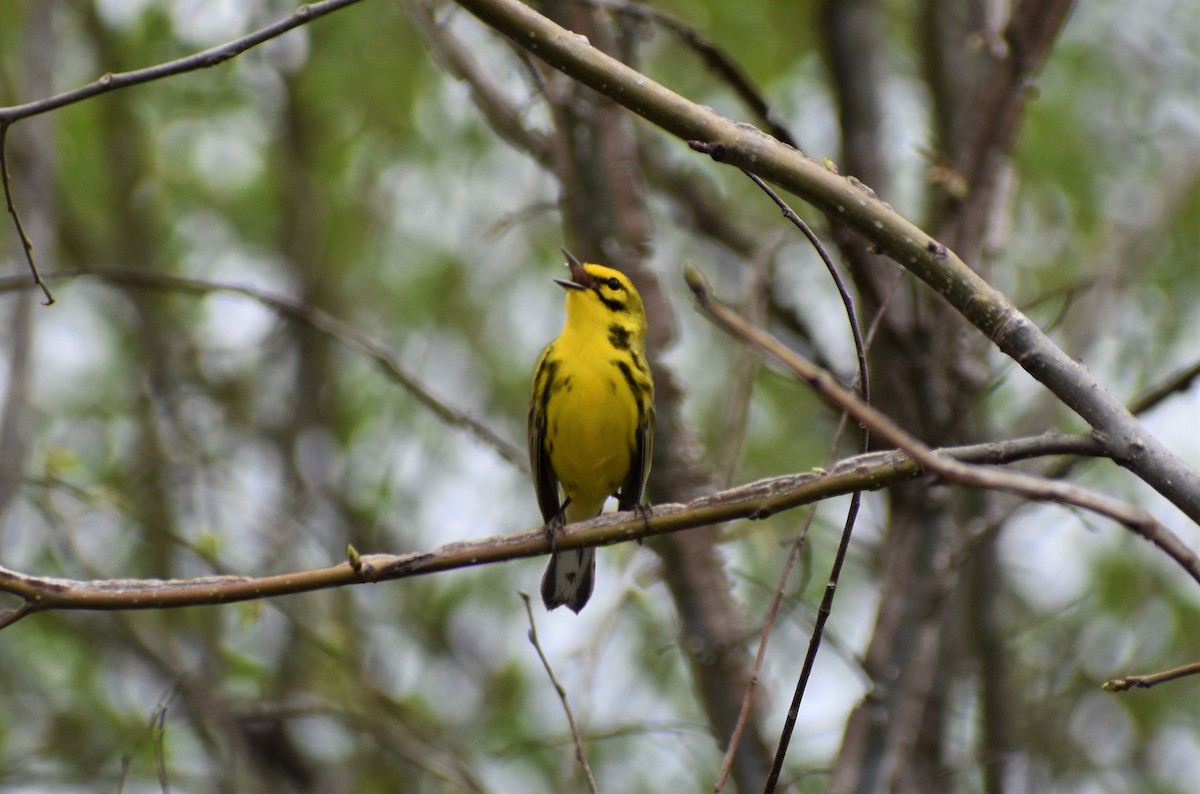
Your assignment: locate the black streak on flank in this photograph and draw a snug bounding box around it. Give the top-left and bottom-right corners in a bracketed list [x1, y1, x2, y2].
[537, 359, 559, 416]
[615, 360, 649, 420]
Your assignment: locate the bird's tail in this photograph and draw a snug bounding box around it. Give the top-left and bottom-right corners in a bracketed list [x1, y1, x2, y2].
[541, 497, 602, 613]
[540, 547, 595, 614]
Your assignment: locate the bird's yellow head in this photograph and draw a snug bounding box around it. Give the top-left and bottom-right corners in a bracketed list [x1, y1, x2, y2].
[554, 250, 648, 346]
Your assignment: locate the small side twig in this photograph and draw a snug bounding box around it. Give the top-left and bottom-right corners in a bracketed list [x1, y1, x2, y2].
[0, 0, 366, 125]
[1104, 661, 1200, 692]
[683, 265, 1200, 585]
[0, 0, 366, 310]
[575, 0, 799, 148]
[520, 593, 598, 794]
[713, 496, 816, 794]
[716, 169, 873, 792]
[0, 600, 33, 631]
[732, 170, 870, 793]
[0, 124, 53, 305]
[119, 685, 177, 793]
[1128, 357, 1200, 416]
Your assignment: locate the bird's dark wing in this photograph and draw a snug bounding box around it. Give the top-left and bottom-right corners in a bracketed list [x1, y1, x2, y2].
[617, 403, 654, 512]
[529, 353, 563, 524]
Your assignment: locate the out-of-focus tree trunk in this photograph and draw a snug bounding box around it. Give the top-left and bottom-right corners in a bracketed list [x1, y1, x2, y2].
[536, 2, 777, 789]
[826, 2, 1073, 791]
[0, 3, 53, 532]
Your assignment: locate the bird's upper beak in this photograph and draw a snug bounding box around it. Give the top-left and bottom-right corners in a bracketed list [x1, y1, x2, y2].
[554, 248, 593, 291]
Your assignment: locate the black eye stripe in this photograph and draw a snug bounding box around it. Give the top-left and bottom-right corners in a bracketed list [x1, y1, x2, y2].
[598, 295, 627, 313]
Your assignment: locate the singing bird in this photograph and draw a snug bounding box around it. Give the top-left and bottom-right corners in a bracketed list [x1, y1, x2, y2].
[528, 250, 655, 613]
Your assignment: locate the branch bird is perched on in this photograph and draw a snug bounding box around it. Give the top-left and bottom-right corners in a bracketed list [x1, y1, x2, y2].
[528, 250, 655, 613]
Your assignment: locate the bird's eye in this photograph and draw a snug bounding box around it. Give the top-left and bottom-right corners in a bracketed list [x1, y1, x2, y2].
[606, 278, 622, 291]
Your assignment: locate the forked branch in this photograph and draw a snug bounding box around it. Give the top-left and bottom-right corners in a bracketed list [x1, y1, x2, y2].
[0, 432, 1170, 631]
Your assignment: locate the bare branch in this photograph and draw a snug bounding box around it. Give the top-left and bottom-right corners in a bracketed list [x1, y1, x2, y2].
[1104, 661, 1200, 693]
[731, 166, 872, 793]
[0, 125, 53, 304]
[0, 432, 1151, 624]
[1129, 357, 1200, 416]
[0, 0, 367, 125]
[684, 266, 1200, 585]
[405, 0, 553, 164]
[0, 0, 368, 310]
[521, 593, 598, 793]
[575, 0, 799, 148]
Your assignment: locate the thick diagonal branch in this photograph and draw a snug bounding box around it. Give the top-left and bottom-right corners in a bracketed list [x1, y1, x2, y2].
[450, 0, 1200, 524]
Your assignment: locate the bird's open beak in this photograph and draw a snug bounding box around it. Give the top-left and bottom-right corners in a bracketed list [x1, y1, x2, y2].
[554, 248, 593, 291]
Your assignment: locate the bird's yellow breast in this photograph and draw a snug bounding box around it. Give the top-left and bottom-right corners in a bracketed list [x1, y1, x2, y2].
[543, 339, 639, 518]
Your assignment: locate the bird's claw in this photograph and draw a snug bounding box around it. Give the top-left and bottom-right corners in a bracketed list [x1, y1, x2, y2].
[543, 513, 565, 554]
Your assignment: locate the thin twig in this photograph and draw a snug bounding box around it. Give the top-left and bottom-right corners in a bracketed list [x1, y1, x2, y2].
[684, 265, 1200, 585]
[737, 168, 869, 408]
[731, 170, 871, 793]
[520, 593, 598, 794]
[0, 0, 365, 309]
[765, 467, 862, 792]
[0, 601, 33, 630]
[715, 238, 776, 487]
[0, 124, 53, 304]
[0, 0, 367, 125]
[0, 269, 527, 471]
[1128, 357, 1200, 416]
[405, 0, 553, 164]
[713, 507, 809, 794]
[1104, 661, 1200, 692]
[574, 0, 799, 148]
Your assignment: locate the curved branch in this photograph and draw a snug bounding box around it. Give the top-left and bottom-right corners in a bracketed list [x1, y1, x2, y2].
[576, 0, 799, 148]
[0, 0, 367, 125]
[0, 0, 367, 312]
[734, 167, 871, 791]
[2, 431, 1187, 630]
[685, 266, 1200, 585]
[0, 125, 53, 304]
[450, 0, 1200, 524]
[521, 594, 599, 792]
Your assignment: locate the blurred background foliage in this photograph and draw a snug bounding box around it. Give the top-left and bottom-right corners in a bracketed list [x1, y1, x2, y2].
[0, 0, 1198, 792]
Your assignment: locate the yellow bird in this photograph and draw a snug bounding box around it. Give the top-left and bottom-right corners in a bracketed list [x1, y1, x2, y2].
[529, 250, 655, 613]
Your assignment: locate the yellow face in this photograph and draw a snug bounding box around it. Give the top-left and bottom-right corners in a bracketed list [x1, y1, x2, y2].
[583, 263, 645, 316]
[557, 260, 647, 342]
